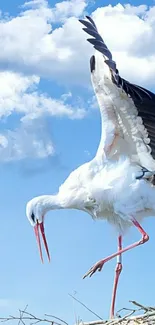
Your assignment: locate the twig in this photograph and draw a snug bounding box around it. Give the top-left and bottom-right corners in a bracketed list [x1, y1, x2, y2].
[18, 306, 28, 325]
[45, 315, 68, 325]
[108, 310, 136, 325]
[116, 308, 137, 318]
[68, 294, 103, 320]
[0, 309, 67, 325]
[76, 321, 107, 325]
[129, 300, 155, 312]
[70, 292, 78, 325]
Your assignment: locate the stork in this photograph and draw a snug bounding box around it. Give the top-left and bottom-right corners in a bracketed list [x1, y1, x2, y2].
[26, 16, 155, 319]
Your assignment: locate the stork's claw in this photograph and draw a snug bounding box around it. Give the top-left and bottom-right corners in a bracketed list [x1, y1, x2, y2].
[83, 260, 105, 279]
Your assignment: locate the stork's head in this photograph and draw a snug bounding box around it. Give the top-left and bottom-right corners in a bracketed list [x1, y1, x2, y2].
[26, 197, 50, 263]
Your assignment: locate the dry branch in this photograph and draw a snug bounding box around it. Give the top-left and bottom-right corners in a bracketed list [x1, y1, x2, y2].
[0, 306, 68, 325]
[69, 294, 103, 320]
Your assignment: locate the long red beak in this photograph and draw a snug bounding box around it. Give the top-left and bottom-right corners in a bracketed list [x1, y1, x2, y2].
[34, 221, 50, 263]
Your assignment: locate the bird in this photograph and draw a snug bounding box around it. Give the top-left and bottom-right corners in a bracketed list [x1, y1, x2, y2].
[26, 15, 155, 319]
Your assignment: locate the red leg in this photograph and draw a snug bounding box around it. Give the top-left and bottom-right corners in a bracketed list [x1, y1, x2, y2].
[110, 236, 122, 319]
[83, 217, 149, 279]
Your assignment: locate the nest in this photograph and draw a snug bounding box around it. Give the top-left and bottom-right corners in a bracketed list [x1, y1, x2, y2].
[1, 300, 155, 325]
[78, 301, 155, 325]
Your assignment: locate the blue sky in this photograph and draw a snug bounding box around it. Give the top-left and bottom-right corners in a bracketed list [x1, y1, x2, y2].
[0, 0, 155, 323]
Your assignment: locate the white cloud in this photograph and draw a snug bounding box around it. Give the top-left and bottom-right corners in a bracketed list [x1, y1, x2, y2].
[84, 149, 91, 156]
[87, 95, 98, 110]
[61, 91, 72, 101]
[0, 71, 86, 120]
[0, 17, 88, 84]
[50, 0, 88, 22]
[0, 120, 54, 162]
[22, 0, 87, 22]
[0, 71, 86, 161]
[0, 1, 154, 88]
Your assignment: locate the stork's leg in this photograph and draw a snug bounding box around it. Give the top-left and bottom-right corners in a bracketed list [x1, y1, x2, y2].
[110, 236, 122, 319]
[83, 217, 149, 278]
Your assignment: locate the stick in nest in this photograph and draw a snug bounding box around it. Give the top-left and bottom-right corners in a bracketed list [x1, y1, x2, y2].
[0, 306, 68, 325]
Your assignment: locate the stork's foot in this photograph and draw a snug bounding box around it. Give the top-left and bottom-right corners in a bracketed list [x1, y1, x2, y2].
[83, 259, 105, 279]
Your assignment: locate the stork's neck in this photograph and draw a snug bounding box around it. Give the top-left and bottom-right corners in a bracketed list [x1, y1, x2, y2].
[37, 194, 64, 214]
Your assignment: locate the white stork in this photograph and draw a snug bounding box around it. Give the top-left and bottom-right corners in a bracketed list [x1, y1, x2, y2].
[26, 16, 155, 318]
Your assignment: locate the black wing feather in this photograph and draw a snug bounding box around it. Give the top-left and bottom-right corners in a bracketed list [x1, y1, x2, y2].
[83, 28, 103, 41]
[85, 15, 98, 29]
[79, 19, 96, 31]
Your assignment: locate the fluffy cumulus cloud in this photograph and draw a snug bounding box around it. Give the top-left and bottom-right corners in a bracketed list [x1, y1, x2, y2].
[0, 121, 54, 162]
[0, 0, 89, 84]
[0, 1, 155, 86]
[0, 71, 85, 161]
[0, 71, 85, 121]
[0, 0, 155, 161]
[49, 0, 88, 22]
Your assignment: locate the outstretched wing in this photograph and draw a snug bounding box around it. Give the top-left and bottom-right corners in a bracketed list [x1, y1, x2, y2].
[79, 16, 155, 171]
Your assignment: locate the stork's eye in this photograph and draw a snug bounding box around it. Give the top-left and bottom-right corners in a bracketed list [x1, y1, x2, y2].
[31, 212, 35, 222]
